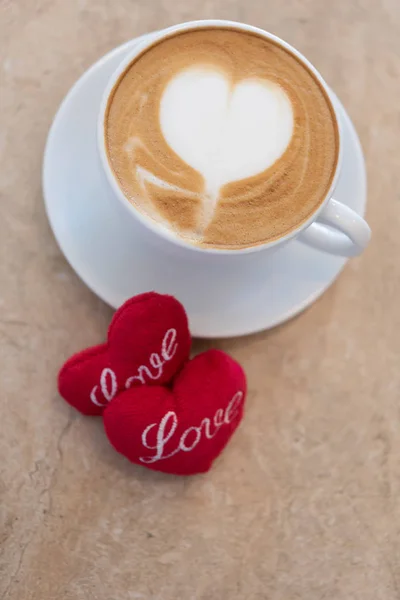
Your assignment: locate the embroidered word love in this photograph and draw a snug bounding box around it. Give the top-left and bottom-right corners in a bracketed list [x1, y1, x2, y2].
[140, 390, 244, 464]
[90, 328, 178, 407]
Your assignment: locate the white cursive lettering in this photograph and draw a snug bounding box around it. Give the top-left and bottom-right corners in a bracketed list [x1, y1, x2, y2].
[125, 365, 154, 388]
[90, 367, 117, 407]
[139, 391, 244, 464]
[201, 407, 225, 440]
[162, 328, 178, 361]
[179, 426, 202, 452]
[125, 328, 178, 389]
[141, 411, 180, 463]
[224, 391, 243, 424]
[89, 328, 179, 407]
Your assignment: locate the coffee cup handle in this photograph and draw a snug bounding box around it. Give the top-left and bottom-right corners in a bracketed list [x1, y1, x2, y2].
[299, 198, 371, 257]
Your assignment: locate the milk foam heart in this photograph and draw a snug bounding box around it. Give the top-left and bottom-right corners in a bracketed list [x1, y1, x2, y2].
[160, 67, 294, 213]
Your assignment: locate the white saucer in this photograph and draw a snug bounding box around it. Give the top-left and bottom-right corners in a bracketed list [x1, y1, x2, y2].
[43, 36, 367, 338]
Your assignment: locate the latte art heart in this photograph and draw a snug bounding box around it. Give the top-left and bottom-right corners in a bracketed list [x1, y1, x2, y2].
[105, 28, 339, 249]
[159, 68, 293, 225]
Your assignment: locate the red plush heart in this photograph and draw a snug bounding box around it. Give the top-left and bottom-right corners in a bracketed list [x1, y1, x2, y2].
[103, 349, 246, 475]
[58, 293, 191, 415]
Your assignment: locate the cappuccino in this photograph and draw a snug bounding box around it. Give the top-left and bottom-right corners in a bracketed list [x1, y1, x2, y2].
[105, 28, 339, 249]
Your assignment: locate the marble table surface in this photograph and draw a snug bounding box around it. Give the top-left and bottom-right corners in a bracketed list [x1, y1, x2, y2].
[1, 1, 400, 598]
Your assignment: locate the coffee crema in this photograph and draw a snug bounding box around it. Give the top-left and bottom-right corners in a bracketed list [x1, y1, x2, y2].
[105, 28, 339, 249]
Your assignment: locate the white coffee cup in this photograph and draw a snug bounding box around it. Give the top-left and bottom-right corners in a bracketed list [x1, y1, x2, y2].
[98, 20, 371, 258]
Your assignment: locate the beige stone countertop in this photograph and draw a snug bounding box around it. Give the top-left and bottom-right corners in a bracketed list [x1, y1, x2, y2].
[1, 1, 400, 599]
